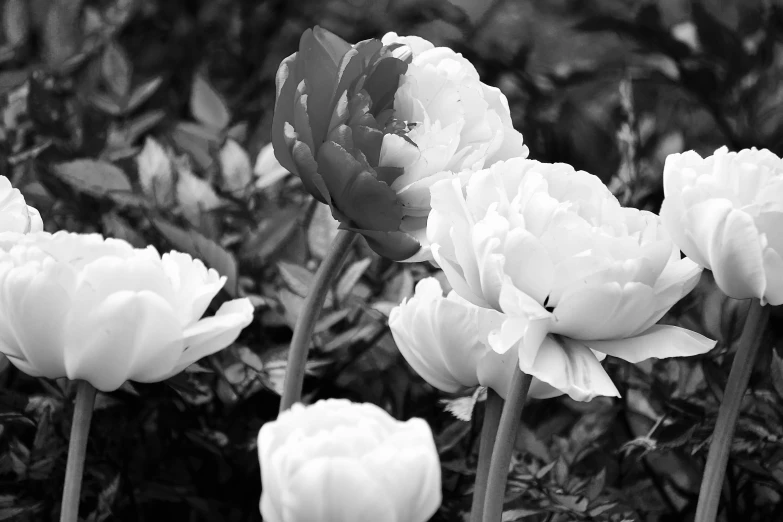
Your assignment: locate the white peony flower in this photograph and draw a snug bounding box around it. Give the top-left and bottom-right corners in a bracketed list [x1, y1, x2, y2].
[660, 146, 783, 305]
[377, 32, 529, 260]
[390, 277, 564, 399]
[427, 158, 716, 401]
[0, 175, 43, 234]
[0, 231, 253, 391]
[258, 398, 441, 522]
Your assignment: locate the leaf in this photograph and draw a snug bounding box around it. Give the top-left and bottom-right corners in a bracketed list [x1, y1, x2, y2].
[654, 421, 699, 449]
[3, 0, 30, 47]
[153, 219, 239, 297]
[277, 262, 315, 297]
[307, 203, 340, 259]
[584, 468, 606, 501]
[553, 493, 588, 512]
[102, 40, 132, 99]
[588, 503, 618, 517]
[52, 159, 132, 197]
[336, 258, 371, 301]
[501, 508, 544, 521]
[434, 419, 471, 455]
[42, 0, 80, 67]
[87, 475, 120, 522]
[190, 74, 230, 130]
[101, 213, 146, 247]
[770, 349, 783, 401]
[171, 122, 218, 171]
[127, 77, 163, 112]
[239, 205, 303, 263]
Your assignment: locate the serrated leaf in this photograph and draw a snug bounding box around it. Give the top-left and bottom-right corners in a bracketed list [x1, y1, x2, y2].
[153, 219, 238, 297]
[52, 159, 132, 197]
[440, 387, 483, 422]
[336, 258, 371, 301]
[102, 41, 132, 98]
[190, 74, 230, 130]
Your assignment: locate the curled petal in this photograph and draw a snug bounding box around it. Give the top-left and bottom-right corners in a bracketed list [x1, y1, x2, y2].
[584, 324, 716, 363]
[523, 336, 620, 402]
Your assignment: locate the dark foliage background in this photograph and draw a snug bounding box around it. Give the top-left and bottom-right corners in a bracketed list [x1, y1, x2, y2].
[2, 0, 783, 520]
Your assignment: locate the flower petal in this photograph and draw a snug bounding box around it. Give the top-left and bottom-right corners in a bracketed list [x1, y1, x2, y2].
[685, 199, 766, 300]
[584, 324, 716, 363]
[63, 291, 183, 392]
[166, 298, 254, 377]
[523, 336, 620, 402]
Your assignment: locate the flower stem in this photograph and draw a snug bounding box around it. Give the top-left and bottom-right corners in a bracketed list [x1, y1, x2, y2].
[60, 380, 97, 522]
[482, 367, 532, 522]
[471, 388, 503, 522]
[695, 298, 769, 522]
[279, 228, 357, 413]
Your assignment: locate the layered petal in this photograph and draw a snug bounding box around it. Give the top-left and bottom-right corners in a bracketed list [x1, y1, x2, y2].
[0, 232, 251, 390]
[258, 399, 441, 522]
[661, 147, 783, 305]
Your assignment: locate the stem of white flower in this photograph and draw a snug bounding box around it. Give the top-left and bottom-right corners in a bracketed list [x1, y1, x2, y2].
[60, 380, 97, 522]
[279, 228, 357, 413]
[482, 367, 532, 522]
[695, 298, 769, 522]
[471, 388, 503, 522]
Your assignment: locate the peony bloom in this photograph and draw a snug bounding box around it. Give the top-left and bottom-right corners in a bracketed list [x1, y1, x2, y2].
[258, 398, 441, 522]
[428, 158, 716, 401]
[0, 231, 253, 391]
[273, 27, 526, 261]
[390, 277, 565, 399]
[660, 146, 783, 305]
[0, 175, 43, 234]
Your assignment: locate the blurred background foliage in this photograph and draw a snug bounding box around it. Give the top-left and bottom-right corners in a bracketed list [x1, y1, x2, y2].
[2, 0, 783, 520]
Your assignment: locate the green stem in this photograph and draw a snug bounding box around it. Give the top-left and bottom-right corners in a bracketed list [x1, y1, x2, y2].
[695, 298, 769, 522]
[279, 228, 357, 413]
[60, 380, 97, 522]
[471, 388, 504, 522]
[482, 367, 532, 522]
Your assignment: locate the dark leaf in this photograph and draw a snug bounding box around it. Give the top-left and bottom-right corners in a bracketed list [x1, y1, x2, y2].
[52, 159, 132, 197]
[102, 40, 133, 99]
[190, 74, 230, 130]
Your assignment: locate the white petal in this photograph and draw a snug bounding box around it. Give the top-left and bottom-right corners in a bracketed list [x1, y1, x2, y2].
[63, 291, 183, 392]
[523, 336, 620, 402]
[167, 298, 254, 377]
[584, 324, 716, 363]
